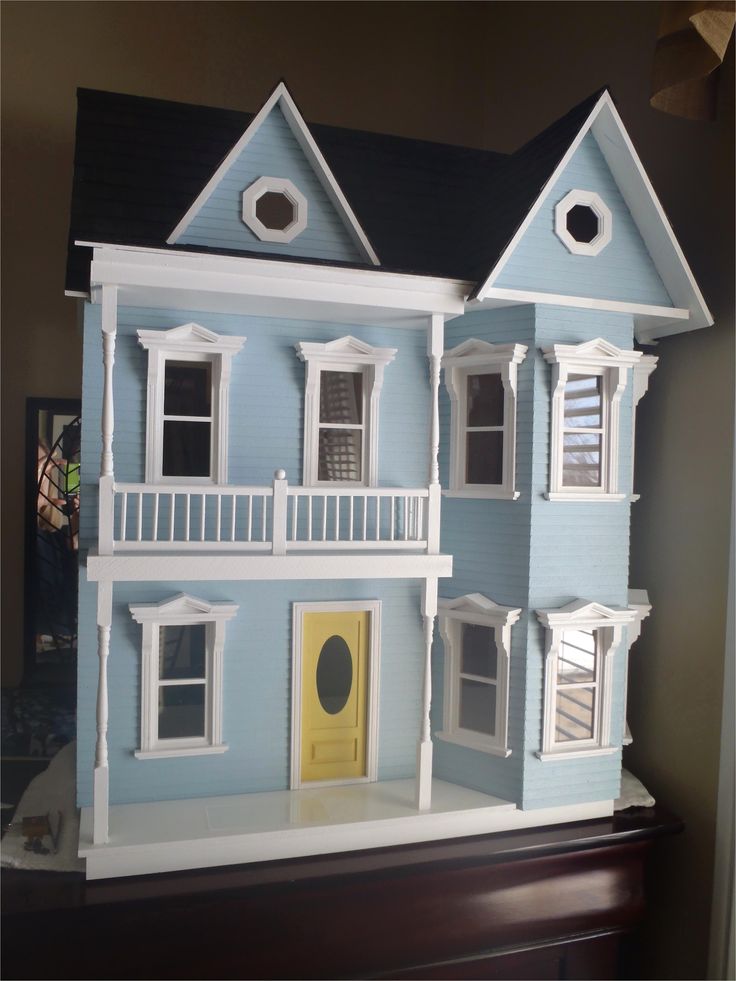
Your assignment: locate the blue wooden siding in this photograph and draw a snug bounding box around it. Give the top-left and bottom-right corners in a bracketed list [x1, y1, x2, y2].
[177, 106, 365, 264]
[433, 304, 635, 809]
[495, 133, 673, 308]
[79, 302, 429, 552]
[77, 578, 424, 807]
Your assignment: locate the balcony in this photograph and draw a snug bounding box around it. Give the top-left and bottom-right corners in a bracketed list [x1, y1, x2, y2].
[98, 471, 441, 557]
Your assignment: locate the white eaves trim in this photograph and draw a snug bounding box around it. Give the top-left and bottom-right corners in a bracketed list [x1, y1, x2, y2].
[166, 81, 380, 266]
[475, 91, 713, 338]
[81, 242, 469, 318]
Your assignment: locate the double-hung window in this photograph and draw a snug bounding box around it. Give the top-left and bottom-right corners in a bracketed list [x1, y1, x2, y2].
[295, 336, 396, 486]
[536, 600, 637, 760]
[443, 340, 527, 499]
[437, 593, 520, 757]
[130, 593, 238, 759]
[543, 338, 641, 501]
[138, 323, 246, 484]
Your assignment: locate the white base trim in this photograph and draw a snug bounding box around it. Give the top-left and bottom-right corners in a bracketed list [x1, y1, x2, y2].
[436, 730, 513, 757]
[544, 492, 627, 503]
[78, 779, 614, 880]
[443, 489, 521, 501]
[536, 746, 619, 762]
[134, 744, 228, 760]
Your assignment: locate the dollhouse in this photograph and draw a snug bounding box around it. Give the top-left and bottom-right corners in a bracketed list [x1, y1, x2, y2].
[66, 82, 711, 879]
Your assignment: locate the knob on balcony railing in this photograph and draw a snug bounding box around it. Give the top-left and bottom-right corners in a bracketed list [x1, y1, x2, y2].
[274, 469, 287, 481]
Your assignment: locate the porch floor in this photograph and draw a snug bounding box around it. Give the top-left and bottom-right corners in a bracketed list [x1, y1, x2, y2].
[79, 778, 612, 879]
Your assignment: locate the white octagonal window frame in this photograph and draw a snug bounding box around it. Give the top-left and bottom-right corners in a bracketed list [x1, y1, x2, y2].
[555, 189, 612, 257]
[242, 176, 308, 244]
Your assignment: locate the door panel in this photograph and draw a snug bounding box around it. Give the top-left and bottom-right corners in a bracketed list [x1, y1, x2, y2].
[301, 611, 368, 783]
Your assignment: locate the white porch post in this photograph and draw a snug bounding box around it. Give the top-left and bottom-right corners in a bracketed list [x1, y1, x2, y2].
[416, 577, 438, 810]
[94, 580, 112, 844]
[426, 314, 443, 554]
[99, 285, 118, 555]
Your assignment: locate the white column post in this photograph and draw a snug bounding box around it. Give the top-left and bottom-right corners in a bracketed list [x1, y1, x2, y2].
[416, 577, 438, 810]
[93, 581, 112, 844]
[99, 285, 118, 555]
[272, 469, 288, 555]
[426, 314, 443, 553]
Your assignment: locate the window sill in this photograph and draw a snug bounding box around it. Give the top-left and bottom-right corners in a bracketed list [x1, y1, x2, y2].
[436, 730, 512, 758]
[536, 746, 618, 762]
[443, 489, 520, 501]
[544, 492, 627, 503]
[135, 744, 229, 760]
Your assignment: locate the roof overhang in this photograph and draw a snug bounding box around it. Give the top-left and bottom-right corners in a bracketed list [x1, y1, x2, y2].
[76, 242, 470, 328]
[474, 92, 713, 342]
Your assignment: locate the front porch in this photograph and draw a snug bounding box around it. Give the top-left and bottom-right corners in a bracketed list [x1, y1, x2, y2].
[78, 778, 613, 879]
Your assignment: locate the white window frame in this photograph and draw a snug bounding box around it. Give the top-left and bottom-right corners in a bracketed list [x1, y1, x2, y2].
[543, 338, 642, 502]
[536, 599, 637, 761]
[442, 340, 527, 500]
[130, 593, 238, 759]
[137, 323, 246, 485]
[437, 593, 521, 757]
[554, 189, 613, 257]
[242, 176, 308, 244]
[295, 336, 396, 487]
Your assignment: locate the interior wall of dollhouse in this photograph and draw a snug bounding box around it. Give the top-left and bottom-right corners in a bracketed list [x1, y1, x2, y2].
[1, 3, 732, 977]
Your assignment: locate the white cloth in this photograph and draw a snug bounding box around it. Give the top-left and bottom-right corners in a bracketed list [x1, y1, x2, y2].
[1, 741, 84, 872]
[614, 767, 656, 810]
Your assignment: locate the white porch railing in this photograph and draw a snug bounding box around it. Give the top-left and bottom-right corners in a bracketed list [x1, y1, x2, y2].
[98, 472, 439, 555]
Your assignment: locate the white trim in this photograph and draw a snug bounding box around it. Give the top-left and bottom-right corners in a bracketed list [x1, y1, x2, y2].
[475, 91, 712, 336]
[536, 599, 637, 759]
[630, 355, 658, 499]
[129, 593, 237, 758]
[137, 323, 245, 485]
[442, 340, 527, 498]
[290, 600, 381, 790]
[438, 594, 521, 756]
[166, 81, 379, 265]
[554, 189, 612, 256]
[622, 588, 652, 744]
[543, 338, 641, 500]
[295, 337, 396, 487]
[78, 784, 613, 880]
[242, 176, 308, 244]
[472, 288, 690, 322]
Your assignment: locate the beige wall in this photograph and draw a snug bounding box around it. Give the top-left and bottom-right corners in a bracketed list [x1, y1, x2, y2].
[2, 3, 732, 977]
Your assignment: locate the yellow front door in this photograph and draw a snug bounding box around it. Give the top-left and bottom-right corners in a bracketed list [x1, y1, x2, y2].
[301, 611, 368, 783]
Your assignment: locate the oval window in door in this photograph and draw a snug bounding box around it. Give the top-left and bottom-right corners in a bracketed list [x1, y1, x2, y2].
[316, 634, 353, 714]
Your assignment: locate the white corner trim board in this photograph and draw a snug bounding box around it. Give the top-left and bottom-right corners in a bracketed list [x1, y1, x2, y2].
[442, 340, 527, 499]
[137, 323, 246, 486]
[166, 81, 380, 265]
[554, 189, 613, 256]
[438, 593, 521, 757]
[129, 593, 238, 759]
[242, 176, 308, 244]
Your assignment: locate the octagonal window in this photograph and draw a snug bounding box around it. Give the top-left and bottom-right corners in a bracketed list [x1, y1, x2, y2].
[554, 190, 612, 256]
[242, 176, 308, 244]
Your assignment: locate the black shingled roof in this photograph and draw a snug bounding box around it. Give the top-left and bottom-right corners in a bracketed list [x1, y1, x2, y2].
[66, 86, 606, 294]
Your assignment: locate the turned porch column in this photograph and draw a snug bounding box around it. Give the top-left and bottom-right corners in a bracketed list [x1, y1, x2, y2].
[98, 285, 118, 555]
[94, 580, 112, 844]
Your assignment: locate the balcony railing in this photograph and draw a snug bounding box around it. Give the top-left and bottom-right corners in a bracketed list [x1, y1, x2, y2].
[98, 472, 440, 555]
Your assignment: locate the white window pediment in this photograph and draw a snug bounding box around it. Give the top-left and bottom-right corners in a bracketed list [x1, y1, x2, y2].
[130, 593, 238, 760]
[543, 338, 641, 502]
[437, 593, 521, 757]
[536, 598, 637, 761]
[137, 324, 246, 485]
[295, 336, 397, 487]
[443, 339, 527, 500]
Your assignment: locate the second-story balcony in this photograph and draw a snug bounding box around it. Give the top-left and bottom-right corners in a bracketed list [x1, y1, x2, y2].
[98, 471, 441, 557]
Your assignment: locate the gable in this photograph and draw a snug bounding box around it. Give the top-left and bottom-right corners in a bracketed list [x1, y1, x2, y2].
[173, 104, 369, 265]
[494, 132, 673, 307]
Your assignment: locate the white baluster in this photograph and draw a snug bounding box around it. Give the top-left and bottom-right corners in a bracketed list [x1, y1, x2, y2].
[230, 495, 236, 542]
[152, 493, 159, 542]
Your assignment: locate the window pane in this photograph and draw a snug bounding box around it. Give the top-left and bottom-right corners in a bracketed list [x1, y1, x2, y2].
[555, 686, 595, 742]
[461, 623, 498, 679]
[562, 433, 601, 486]
[158, 684, 205, 739]
[320, 371, 363, 425]
[159, 624, 206, 680]
[318, 428, 362, 482]
[459, 679, 496, 736]
[467, 373, 504, 428]
[564, 374, 601, 428]
[162, 420, 211, 477]
[557, 629, 596, 684]
[466, 431, 503, 485]
[164, 361, 211, 417]
[255, 191, 295, 231]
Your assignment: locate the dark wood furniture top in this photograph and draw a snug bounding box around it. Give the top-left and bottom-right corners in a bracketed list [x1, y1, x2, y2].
[2, 805, 681, 980]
